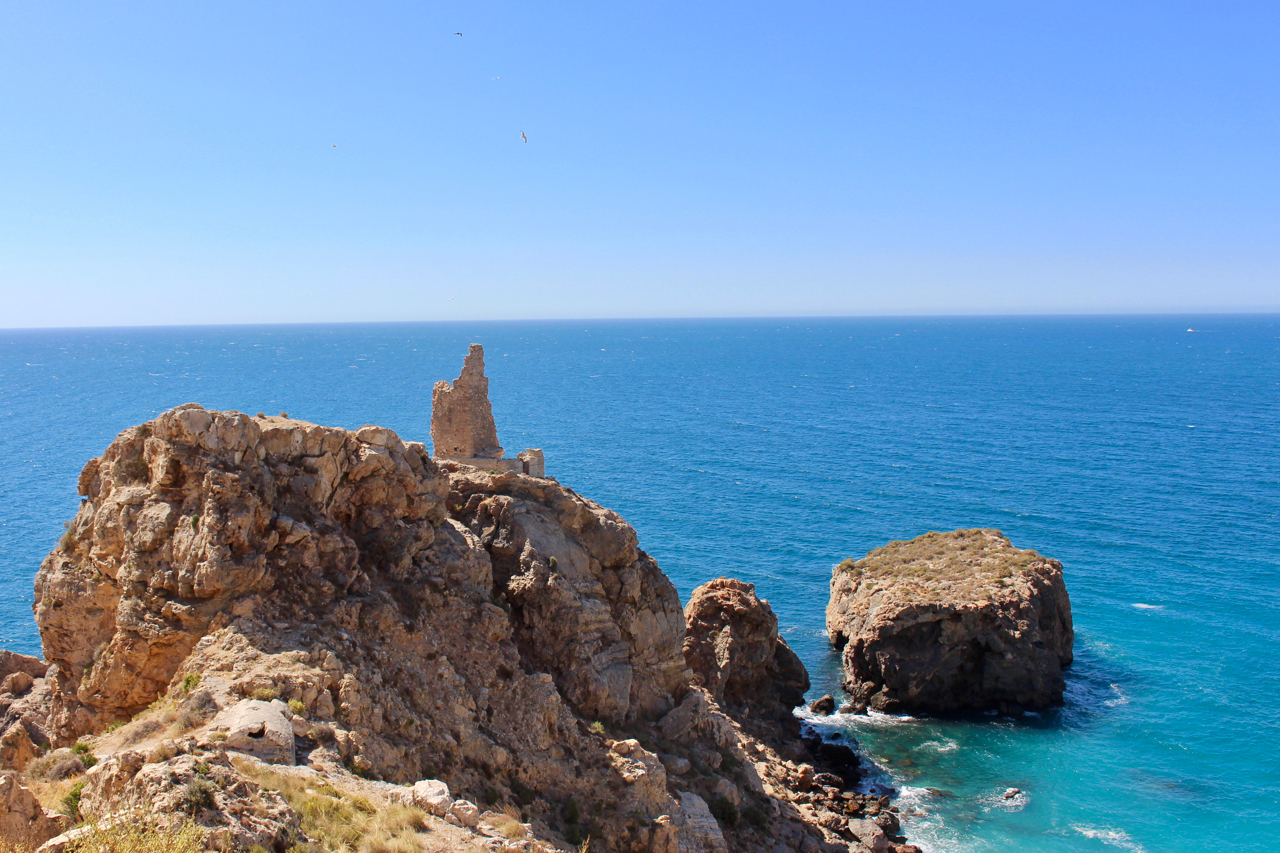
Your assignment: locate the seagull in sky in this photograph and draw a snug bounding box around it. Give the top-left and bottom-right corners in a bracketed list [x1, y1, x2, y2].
[331, 144, 337, 148]
[520, 131, 527, 143]
[455, 32, 462, 36]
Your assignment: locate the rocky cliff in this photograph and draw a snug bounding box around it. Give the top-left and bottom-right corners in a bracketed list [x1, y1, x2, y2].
[826, 529, 1073, 714]
[0, 405, 919, 853]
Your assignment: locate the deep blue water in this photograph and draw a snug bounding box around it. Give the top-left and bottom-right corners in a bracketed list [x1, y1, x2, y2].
[1, 317, 1277, 852]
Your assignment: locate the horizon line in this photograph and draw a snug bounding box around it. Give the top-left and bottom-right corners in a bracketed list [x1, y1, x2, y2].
[2, 309, 1278, 334]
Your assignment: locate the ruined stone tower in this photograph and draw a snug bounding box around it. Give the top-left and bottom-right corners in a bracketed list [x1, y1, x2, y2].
[430, 343, 545, 477]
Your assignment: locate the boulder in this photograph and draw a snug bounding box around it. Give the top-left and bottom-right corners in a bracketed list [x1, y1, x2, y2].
[0, 723, 37, 771]
[675, 791, 729, 853]
[212, 699, 295, 764]
[0, 772, 70, 847]
[682, 578, 810, 724]
[411, 779, 454, 816]
[826, 529, 1073, 713]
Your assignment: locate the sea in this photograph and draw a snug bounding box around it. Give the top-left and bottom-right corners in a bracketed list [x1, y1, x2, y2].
[1, 316, 1277, 852]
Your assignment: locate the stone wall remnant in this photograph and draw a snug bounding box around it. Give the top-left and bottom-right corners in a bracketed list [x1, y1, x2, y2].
[430, 344, 546, 478]
[431, 343, 504, 460]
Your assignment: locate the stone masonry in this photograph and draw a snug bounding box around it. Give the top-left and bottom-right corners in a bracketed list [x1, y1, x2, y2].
[431, 343, 546, 478]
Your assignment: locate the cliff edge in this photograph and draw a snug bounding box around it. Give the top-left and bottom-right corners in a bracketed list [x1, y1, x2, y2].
[0, 404, 919, 853]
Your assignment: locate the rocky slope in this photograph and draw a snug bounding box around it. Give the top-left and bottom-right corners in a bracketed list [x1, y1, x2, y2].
[826, 529, 1074, 714]
[0, 405, 919, 853]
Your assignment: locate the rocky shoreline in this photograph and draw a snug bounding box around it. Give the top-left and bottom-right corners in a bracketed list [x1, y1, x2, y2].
[0, 400, 920, 853]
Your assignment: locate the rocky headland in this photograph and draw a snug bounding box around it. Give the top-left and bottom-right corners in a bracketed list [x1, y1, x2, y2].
[826, 529, 1074, 714]
[0, 345, 920, 853]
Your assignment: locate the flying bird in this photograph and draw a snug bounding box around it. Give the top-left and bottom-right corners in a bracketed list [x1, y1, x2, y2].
[455, 32, 462, 36]
[332, 144, 337, 148]
[520, 131, 527, 143]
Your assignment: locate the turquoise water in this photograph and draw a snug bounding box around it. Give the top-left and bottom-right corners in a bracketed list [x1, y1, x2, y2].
[1, 317, 1277, 852]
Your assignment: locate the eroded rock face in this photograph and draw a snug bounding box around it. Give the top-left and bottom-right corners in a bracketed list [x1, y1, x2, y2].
[444, 463, 691, 723]
[21, 404, 908, 853]
[0, 772, 69, 847]
[431, 343, 504, 460]
[683, 578, 809, 726]
[826, 529, 1073, 713]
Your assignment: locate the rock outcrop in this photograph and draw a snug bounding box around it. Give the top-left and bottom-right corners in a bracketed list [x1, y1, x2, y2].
[826, 529, 1073, 714]
[0, 773, 69, 847]
[6, 403, 915, 852]
[683, 578, 809, 729]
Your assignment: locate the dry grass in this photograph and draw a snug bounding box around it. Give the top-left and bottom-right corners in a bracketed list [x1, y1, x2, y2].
[232, 760, 428, 853]
[25, 776, 81, 816]
[485, 810, 527, 839]
[1, 818, 204, 853]
[837, 529, 1047, 601]
[69, 818, 203, 853]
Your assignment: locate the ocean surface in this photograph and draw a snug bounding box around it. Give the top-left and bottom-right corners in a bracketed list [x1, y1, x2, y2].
[1, 317, 1277, 852]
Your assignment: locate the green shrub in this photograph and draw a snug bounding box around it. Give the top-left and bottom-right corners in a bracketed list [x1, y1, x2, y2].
[588, 721, 605, 736]
[61, 779, 87, 819]
[252, 687, 280, 702]
[709, 796, 739, 828]
[288, 699, 306, 716]
[180, 778, 216, 815]
[561, 798, 580, 825]
[178, 673, 200, 696]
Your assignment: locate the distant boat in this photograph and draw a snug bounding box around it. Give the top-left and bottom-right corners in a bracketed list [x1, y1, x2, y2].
[1187, 328, 1195, 332]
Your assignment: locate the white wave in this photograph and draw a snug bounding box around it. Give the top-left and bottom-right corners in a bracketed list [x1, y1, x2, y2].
[1073, 825, 1147, 852]
[1105, 683, 1129, 708]
[1131, 603, 1164, 610]
[979, 787, 1028, 811]
[919, 739, 959, 753]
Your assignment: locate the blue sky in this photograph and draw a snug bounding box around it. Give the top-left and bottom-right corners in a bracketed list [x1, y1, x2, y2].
[1, 1, 1277, 326]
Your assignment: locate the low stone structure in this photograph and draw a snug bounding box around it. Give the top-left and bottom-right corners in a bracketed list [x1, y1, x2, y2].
[431, 343, 545, 477]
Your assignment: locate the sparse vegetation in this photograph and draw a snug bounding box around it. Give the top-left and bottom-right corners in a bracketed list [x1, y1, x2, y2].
[252, 687, 280, 702]
[232, 758, 427, 853]
[178, 673, 200, 696]
[179, 777, 216, 815]
[288, 698, 306, 716]
[588, 721, 605, 736]
[72, 742, 97, 769]
[709, 795, 739, 828]
[61, 817, 204, 853]
[61, 779, 87, 819]
[836, 529, 1045, 599]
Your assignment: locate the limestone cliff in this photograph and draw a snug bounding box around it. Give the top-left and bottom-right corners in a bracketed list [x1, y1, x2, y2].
[826, 529, 1073, 714]
[0, 405, 919, 853]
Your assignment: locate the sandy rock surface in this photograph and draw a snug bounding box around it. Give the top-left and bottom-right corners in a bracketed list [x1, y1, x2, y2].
[826, 529, 1073, 713]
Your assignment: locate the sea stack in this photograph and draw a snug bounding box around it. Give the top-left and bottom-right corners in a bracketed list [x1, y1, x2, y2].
[826, 529, 1073, 714]
[431, 343, 545, 477]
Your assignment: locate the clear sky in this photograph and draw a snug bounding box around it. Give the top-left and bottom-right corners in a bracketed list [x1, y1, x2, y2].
[1, 1, 1277, 327]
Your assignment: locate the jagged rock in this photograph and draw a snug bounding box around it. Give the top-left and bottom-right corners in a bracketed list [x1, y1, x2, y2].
[432, 343, 504, 460]
[0, 652, 47, 684]
[827, 529, 1074, 713]
[444, 464, 690, 723]
[675, 791, 729, 853]
[0, 724, 37, 771]
[212, 699, 295, 764]
[847, 818, 890, 851]
[79, 749, 299, 850]
[0, 772, 69, 847]
[683, 578, 810, 725]
[11, 403, 912, 853]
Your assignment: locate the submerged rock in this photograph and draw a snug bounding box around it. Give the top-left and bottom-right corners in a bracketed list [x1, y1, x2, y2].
[826, 529, 1073, 713]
